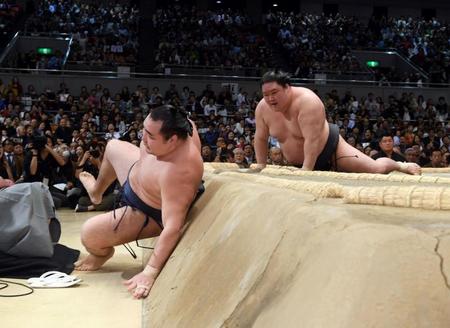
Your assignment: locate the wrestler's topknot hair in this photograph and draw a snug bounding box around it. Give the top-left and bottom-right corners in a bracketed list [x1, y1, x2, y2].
[261, 70, 291, 87]
[150, 105, 193, 140]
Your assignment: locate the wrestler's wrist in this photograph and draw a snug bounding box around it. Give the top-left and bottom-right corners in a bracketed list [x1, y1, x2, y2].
[143, 264, 160, 279]
[251, 163, 266, 170]
[396, 161, 408, 170]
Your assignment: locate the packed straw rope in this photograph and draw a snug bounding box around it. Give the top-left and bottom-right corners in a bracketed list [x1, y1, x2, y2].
[421, 167, 450, 174]
[210, 166, 450, 211]
[258, 166, 450, 185]
[342, 185, 450, 210]
[218, 171, 343, 198]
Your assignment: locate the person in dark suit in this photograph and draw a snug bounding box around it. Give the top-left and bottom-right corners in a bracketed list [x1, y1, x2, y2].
[371, 133, 406, 162]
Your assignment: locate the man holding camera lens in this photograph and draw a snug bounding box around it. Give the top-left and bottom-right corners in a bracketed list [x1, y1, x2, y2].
[22, 135, 67, 208]
[75, 105, 204, 299]
[23, 135, 65, 183]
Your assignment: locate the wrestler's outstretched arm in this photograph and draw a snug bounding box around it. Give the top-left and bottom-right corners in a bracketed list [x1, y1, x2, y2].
[297, 97, 326, 171]
[254, 101, 270, 169]
[123, 172, 197, 299]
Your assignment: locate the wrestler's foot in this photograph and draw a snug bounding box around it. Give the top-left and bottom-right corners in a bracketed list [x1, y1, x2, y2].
[399, 162, 422, 175]
[74, 248, 115, 271]
[79, 172, 102, 204]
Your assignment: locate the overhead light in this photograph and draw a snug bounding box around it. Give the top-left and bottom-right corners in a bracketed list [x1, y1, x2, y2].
[216, 0, 222, 3]
[273, 3, 278, 6]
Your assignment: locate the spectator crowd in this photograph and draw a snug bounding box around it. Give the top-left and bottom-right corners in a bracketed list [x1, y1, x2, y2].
[265, 11, 450, 84]
[265, 12, 365, 78]
[153, 4, 274, 75]
[24, 0, 139, 67]
[1, 2, 448, 87]
[0, 1, 23, 45]
[0, 76, 449, 213]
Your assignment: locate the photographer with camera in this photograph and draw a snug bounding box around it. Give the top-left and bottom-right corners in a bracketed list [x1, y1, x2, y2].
[51, 143, 81, 208]
[73, 143, 116, 212]
[22, 135, 66, 207]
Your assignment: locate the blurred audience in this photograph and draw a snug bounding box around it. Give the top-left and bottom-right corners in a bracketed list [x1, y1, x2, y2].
[25, 0, 139, 67]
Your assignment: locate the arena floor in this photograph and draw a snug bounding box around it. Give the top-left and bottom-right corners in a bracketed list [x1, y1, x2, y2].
[1, 209, 143, 328]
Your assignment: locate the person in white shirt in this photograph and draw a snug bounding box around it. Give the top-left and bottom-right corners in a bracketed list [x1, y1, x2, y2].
[203, 98, 218, 116]
[105, 123, 121, 140]
[245, 111, 256, 127]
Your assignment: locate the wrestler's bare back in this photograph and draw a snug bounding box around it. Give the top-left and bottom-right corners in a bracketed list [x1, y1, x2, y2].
[257, 86, 329, 165]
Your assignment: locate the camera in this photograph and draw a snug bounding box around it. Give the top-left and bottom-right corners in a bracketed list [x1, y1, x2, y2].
[82, 141, 100, 159]
[70, 153, 79, 162]
[32, 136, 47, 150]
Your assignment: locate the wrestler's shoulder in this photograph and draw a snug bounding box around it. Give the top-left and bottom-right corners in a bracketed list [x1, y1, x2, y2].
[293, 86, 314, 92]
[293, 89, 322, 109]
[170, 154, 203, 176]
[255, 99, 270, 114]
[161, 160, 202, 190]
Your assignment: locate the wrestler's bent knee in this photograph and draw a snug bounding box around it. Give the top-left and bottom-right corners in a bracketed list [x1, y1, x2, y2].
[79, 220, 103, 248]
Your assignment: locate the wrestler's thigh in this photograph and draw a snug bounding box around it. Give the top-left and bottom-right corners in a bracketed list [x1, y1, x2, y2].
[335, 136, 376, 173]
[80, 207, 162, 248]
[105, 139, 140, 184]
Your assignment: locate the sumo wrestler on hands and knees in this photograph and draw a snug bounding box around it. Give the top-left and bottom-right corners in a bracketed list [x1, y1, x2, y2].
[254, 70, 421, 175]
[75, 105, 203, 299]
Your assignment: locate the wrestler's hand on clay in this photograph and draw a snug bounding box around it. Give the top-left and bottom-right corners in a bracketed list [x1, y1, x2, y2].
[123, 269, 157, 299]
[246, 163, 265, 173]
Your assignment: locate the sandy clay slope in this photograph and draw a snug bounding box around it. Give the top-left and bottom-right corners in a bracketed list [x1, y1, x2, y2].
[143, 164, 450, 328]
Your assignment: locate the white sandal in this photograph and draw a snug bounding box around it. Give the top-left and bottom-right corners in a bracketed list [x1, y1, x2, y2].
[27, 271, 82, 288]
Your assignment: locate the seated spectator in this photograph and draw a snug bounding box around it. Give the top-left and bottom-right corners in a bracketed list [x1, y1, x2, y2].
[369, 149, 379, 158]
[54, 118, 73, 145]
[1, 138, 17, 179]
[204, 98, 218, 116]
[12, 141, 24, 180]
[104, 123, 121, 140]
[371, 133, 406, 162]
[233, 148, 249, 168]
[245, 111, 256, 127]
[268, 146, 286, 166]
[404, 148, 420, 164]
[424, 149, 445, 168]
[0, 141, 13, 180]
[363, 146, 373, 156]
[444, 153, 450, 167]
[22, 135, 67, 207]
[50, 143, 81, 208]
[201, 144, 215, 162]
[243, 144, 255, 165]
[203, 124, 219, 147]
